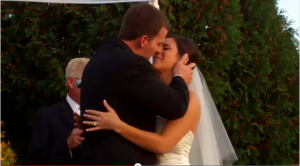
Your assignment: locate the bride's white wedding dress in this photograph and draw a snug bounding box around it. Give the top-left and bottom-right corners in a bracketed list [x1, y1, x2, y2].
[151, 68, 237, 165]
[155, 117, 194, 165]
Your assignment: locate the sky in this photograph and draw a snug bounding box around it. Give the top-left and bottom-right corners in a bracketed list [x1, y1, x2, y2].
[277, 0, 299, 39]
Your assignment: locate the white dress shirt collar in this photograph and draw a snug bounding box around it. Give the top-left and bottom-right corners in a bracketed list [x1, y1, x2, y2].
[66, 95, 80, 115]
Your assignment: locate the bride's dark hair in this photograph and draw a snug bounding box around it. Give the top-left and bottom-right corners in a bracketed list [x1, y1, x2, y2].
[167, 34, 200, 65]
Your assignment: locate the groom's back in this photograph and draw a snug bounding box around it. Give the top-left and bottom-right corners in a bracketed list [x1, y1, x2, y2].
[80, 37, 157, 165]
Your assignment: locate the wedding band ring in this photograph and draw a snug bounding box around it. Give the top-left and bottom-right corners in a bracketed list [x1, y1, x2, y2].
[93, 122, 97, 126]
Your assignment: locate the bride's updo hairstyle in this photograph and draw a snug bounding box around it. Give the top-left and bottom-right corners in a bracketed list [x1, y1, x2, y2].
[168, 34, 200, 66]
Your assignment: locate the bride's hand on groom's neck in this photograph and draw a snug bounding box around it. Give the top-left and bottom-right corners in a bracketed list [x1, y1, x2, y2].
[173, 54, 196, 85]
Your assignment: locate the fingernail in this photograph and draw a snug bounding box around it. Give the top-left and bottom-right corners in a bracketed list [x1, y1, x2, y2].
[83, 114, 86, 117]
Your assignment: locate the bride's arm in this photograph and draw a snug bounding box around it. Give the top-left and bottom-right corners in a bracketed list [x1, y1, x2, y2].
[115, 92, 200, 154]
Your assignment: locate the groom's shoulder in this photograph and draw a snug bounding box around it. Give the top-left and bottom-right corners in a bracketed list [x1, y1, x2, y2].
[122, 52, 153, 67]
[121, 55, 153, 73]
[103, 48, 153, 71]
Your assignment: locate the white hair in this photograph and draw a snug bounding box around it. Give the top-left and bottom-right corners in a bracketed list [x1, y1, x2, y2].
[65, 58, 89, 86]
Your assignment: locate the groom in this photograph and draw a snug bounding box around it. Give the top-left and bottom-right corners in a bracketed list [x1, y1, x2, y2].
[80, 3, 195, 165]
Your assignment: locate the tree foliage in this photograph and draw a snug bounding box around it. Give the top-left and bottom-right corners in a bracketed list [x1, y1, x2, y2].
[1, 122, 18, 165]
[1, 0, 299, 164]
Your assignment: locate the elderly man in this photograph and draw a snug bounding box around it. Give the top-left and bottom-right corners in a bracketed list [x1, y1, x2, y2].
[28, 58, 89, 165]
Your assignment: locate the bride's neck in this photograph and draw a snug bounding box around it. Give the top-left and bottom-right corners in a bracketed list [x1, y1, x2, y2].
[156, 70, 173, 85]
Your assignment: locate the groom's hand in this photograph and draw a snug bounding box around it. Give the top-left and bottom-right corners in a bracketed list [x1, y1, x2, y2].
[173, 53, 196, 84]
[67, 128, 84, 149]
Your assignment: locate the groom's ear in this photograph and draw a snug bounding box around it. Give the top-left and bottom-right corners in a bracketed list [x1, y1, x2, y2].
[140, 35, 148, 48]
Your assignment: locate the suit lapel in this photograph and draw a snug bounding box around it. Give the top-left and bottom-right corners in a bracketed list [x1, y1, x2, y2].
[58, 98, 75, 129]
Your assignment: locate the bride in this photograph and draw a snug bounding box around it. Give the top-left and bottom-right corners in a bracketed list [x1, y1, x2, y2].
[81, 35, 238, 165]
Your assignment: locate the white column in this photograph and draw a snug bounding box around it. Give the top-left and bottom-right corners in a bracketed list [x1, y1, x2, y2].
[148, 0, 159, 9]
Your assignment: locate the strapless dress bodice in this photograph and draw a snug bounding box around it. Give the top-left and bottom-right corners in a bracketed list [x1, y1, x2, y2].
[155, 117, 194, 165]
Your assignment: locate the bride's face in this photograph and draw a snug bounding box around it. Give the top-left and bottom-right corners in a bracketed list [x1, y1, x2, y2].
[152, 38, 180, 72]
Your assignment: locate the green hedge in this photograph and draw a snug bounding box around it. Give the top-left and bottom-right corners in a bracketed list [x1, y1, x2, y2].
[1, 0, 299, 164]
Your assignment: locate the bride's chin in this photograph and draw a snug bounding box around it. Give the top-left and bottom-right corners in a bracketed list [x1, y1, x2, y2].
[152, 63, 160, 70]
[153, 67, 161, 74]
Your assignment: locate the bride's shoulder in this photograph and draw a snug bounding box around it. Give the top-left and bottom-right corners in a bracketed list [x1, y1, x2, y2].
[188, 90, 201, 111]
[189, 90, 199, 103]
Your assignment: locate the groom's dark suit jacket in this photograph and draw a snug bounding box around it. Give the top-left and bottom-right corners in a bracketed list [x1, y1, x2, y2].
[80, 37, 190, 165]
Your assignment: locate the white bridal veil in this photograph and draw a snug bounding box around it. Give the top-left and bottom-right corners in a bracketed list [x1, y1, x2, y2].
[188, 67, 238, 165]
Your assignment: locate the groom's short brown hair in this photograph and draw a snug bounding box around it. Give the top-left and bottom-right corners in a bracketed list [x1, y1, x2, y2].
[118, 3, 171, 40]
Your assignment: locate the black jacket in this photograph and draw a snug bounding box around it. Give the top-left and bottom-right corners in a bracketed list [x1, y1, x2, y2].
[80, 37, 189, 165]
[28, 99, 80, 165]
